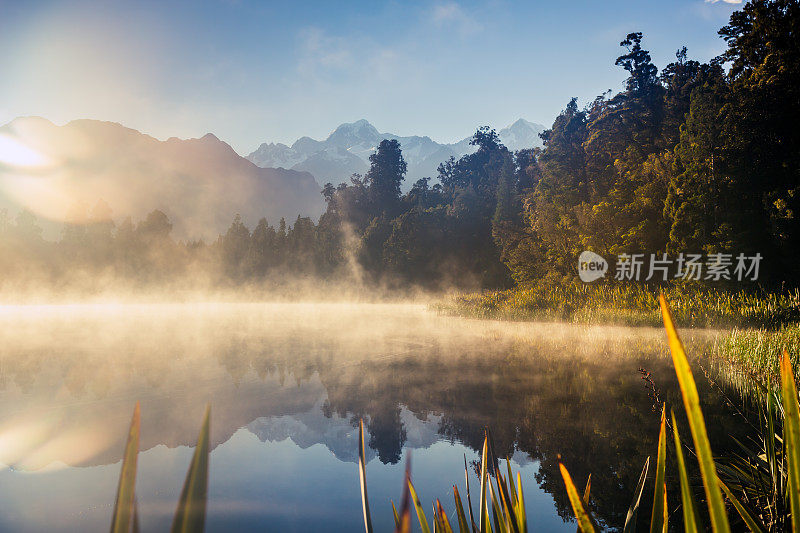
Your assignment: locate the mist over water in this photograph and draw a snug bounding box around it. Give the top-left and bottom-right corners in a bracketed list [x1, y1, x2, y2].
[0, 301, 743, 531]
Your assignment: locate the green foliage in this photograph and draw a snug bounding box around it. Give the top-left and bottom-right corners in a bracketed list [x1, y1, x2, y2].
[439, 283, 800, 328]
[107, 405, 210, 533]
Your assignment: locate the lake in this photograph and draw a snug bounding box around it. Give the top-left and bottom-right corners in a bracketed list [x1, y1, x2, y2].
[0, 302, 746, 531]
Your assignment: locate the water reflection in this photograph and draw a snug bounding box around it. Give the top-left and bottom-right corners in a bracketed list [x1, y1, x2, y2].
[0, 303, 745, 531]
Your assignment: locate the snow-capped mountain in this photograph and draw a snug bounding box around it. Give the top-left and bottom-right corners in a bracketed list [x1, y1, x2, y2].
[247, 118, 545, 187]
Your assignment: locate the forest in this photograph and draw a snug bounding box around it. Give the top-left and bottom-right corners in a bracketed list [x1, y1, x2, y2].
[1, 0, 798, 293]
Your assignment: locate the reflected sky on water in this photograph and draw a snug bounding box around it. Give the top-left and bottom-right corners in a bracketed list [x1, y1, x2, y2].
[0, 303, 743, 531]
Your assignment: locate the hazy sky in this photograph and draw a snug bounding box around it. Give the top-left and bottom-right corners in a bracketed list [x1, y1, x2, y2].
[0, 0, 741, 154]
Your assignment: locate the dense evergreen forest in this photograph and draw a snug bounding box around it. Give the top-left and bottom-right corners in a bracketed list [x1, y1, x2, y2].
[2, 0, 798, 291]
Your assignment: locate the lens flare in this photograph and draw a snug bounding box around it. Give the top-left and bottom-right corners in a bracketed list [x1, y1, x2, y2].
[0, 134, 49, 168]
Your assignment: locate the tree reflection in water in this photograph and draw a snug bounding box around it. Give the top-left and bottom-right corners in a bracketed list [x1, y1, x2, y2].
[0, 302, 746, 528]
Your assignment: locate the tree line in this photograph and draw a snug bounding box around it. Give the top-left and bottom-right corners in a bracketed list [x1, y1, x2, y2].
[2, 0, 798, 291]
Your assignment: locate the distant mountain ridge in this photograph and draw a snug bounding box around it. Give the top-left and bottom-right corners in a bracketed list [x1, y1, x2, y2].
[0, 117, 325, 240]
[247, 118, 545, 186]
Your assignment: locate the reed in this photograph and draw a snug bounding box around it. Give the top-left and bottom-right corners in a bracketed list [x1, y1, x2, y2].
[436, 284, 800, 329]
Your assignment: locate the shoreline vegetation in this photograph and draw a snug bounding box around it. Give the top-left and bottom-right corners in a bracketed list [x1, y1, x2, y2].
[435, 284, 800, 329]
[435, 283, 800, 386]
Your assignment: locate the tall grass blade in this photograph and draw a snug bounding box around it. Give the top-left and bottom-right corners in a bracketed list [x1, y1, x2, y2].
[559, 461, 595, 533]
[358, 419, 374, 533]
[437, 499, 455, 533]
[110, 402, 141, 533]
[170, 404, 210, 533]
[576, 474, 591, 533]
[506, 459, 518, 506]
[480, 437, 489, 533]
[650, 405, 667, 533]
[515, 473, 526, 533]
[465, 454, 478, 532]
[453, 485, 471, 533]
[395, 458, 412, 533]
[659, 294, 731, 533]
[392, 501, 400, 529]
[718, 479, 765, 533]
[132, 497, 140, 533]
[670, 410, 700, 533]
[408, 479, 432, 533]
[487, 481, 506, 533]
[623, 457, 649, 533]
[780, 350, 800, 533]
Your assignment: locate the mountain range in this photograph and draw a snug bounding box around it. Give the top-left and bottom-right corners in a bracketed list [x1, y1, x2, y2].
[247, 118, 545, 186]
[0, 117, 325, 240]
[0, 117, 545, 241]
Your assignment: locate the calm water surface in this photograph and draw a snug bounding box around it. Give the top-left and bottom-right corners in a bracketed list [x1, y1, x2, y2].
[0, 303, 745, 531]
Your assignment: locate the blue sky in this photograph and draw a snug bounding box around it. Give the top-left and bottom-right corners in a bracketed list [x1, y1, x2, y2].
[0, 0, 741, 154]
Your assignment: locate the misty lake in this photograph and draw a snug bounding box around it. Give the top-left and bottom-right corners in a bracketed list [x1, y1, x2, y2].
[0, 302, 746, 531]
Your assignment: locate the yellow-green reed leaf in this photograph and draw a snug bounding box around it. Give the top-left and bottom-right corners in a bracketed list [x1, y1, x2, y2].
[506, 459, 517, 506]
[650, 405, 667, 533]
[110, 402, 141, 533]
[559, 462, 595, 533]
[515, 472, 526, 533]
[132, 497, 140, 533]
[662, 485, 667, 533]
[576, 474, 591, 533]
[408, 479, 432, 533]
[464, 454, 478, 532]
[623, 457, 649, 533]
[582, 474, 591, 506]
[718, 479, 765, 533]
[480, 437, 489, 533]
[659, 294, 730, 533]
[392, 501, 400, 529]
[464, 454, 479, 531]
[487, 481, 507, 533]
[358, 419, 374, 533]
[495, 472, 519, 533]
[437, 499, 455, 533]
[453, 486, 471, 533]
[396, 461, 412, 533]
[170, 404, 210, 533]
[780, 350, 800, 533]
[671, 411, 700, 533]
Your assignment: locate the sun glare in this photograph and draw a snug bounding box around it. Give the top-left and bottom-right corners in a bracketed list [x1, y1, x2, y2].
[0, 134, 48, 168]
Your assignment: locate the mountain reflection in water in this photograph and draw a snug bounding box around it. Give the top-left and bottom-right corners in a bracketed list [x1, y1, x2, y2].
[0, 302, 744, 531]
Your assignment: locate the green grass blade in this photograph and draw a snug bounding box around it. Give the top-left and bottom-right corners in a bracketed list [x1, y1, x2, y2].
[659, 294, 731, 533]
[110, 402, 141, 533]
[453, 486, 471, 533]
[170, 404, 210, 533]
[671, 410, 700, 533]
[358, 419, 374, 533]
[576, 474, 591, 533]
[437, 499, 455, 533]
[506, 459, 517, 506]
[487, 481, 507, 533]
[650, 405, 667, 533]
[408, 479, 432, 533]
[718, 479, 766, 533]
[623, 457, 649, 533]
[559, 461, 595, 533]
[395, 459, 412, 533]
[464, 454, 478, 533]
[392, 501, 400, 529]
[780, 350, 800, 533]
[515, 473, 526, 533]
[480, 437, 488, 533]
[132, 496, 140, 533]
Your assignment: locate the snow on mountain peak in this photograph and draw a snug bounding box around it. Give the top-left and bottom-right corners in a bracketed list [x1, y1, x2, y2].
[247, 118, 546, 186]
